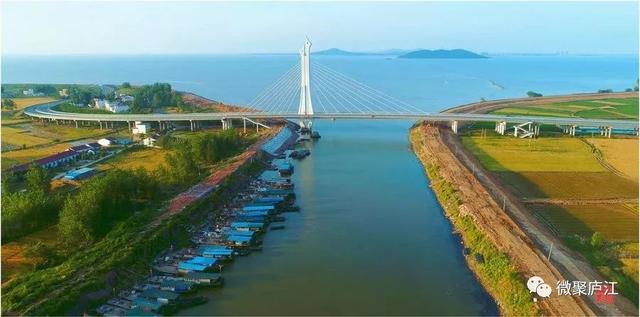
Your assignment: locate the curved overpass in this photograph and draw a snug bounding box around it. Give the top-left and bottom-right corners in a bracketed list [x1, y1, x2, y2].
[25, 100, 639, 130]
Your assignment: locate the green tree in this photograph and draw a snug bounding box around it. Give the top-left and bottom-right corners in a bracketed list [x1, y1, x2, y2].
[590, 232, 604, 248]
[2, 98, 16, 110]
[25, 164, 51, 194]
[1, 172, 20, 193]
[526, 91, 543, 97]
[121, 82, 131, 88]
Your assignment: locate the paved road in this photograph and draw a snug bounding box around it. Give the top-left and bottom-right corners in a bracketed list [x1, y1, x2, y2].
[25, 100, 639, 129]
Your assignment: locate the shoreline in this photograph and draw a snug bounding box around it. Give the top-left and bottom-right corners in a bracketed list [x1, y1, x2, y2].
[409, 123, 594, 316]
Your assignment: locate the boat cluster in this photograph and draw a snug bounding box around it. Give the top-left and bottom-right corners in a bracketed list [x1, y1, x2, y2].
[96, 168, 299, 317]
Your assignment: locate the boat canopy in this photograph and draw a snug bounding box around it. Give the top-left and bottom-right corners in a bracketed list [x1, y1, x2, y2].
[230, 222, 264, 228]
[228, 235, 252, 243]
[242, 205, 275, 212]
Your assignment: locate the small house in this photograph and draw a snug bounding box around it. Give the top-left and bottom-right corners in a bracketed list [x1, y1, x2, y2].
[132, 122, 150, 135]
[143, 137, 157, 147]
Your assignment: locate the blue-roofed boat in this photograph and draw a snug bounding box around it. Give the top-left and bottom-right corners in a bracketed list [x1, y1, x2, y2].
[278, 162, 293, 176]
[255, 196, 285, 203]
[239, 210, 269, 217]
[230, 222, 264, 231]
[227, 235, 253, 246]
[225, 230, 255, 237]
[242, 205, 275, 212]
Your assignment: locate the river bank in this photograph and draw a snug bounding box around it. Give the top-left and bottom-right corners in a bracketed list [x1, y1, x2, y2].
[409, 123, 593, 316]
[92, 122, 299, 316]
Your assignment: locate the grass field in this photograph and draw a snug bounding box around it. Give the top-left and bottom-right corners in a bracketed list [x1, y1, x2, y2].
[1, 226, 59, 284]
[490, 97, 639, 120]
[96, 146, 171, 172]
[586, 138, 639, 181]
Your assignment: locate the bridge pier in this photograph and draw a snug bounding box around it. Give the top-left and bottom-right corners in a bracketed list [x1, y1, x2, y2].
[495, 121, 506, 135]
[190, 120, 194, 131]
[606, 126, 612, 138]
[221, 118, 233, 130]
[451, 120, 458, 134]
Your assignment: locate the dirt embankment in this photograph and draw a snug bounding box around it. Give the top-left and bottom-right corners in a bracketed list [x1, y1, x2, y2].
[412, 124, 596, 316]
[444, 92, 637, 114]
[181, 92, 254, 112]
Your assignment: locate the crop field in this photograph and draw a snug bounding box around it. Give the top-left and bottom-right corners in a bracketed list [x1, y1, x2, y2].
[490, 97, 639, 120]
[530, 204, 638, 241]
[498, 172, 638, 199]
[462, 128, 638, 302]
[1, 143, 72, 169]
[1, 226, 59, 284]
[30, 124, 107, 141]
[96, 147, 171, 172]
[461, 136, 605, 172]
[11, 97, 57, 110]
[1, 126, 51, 148]
[586, 138, 639, 181]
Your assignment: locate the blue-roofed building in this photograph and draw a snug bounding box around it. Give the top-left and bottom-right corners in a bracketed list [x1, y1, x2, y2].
[64, 167, 96, 180]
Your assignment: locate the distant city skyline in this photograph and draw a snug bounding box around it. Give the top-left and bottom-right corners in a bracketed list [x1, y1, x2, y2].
[1, 1, 638, 55]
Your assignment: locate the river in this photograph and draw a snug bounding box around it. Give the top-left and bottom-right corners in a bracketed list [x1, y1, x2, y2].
[181, 120, 496, 315]
[3, 54, 636, 315]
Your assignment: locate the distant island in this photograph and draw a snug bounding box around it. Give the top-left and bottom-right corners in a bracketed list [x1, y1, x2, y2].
[398, 49, 487, 59]
[314, 48, 413, 56]
[314, 48, 487, 59]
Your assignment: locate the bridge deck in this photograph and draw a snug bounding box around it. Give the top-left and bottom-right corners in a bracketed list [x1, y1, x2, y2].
[24, 100, 639, 129]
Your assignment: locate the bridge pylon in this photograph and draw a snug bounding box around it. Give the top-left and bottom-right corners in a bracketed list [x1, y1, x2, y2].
[298, 38, 314, 129]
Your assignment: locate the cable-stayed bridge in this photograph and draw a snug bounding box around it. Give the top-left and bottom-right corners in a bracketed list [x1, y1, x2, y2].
[25, 39, 639, 136]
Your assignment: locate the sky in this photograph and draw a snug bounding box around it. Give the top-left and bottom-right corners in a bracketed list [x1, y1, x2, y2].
[1, 1, 638, 55]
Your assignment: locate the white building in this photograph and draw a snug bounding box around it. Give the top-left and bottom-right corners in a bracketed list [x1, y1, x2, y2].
[142, 137, 157, 147]
[132, 122, 150, 135]
[93, 99, 129, 113]
[97, 137, 115, 147]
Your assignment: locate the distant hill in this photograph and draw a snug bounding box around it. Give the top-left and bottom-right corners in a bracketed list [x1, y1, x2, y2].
[315, 48, 369, 56]
[398, 49, 487, 59]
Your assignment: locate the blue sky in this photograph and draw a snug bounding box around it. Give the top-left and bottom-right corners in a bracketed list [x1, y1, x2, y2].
[2, 1, 638, 55]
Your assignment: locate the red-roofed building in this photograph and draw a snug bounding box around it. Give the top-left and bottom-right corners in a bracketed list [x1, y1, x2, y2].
[8, 150, 80, 173]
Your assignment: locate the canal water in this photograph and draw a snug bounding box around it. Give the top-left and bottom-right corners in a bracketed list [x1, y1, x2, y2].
[180, 120, 497, 315]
